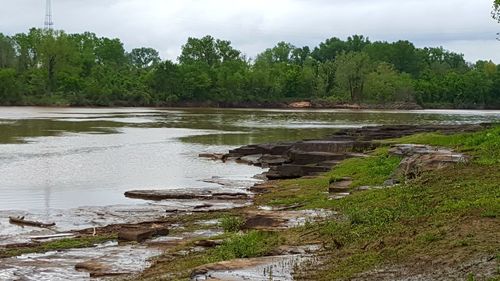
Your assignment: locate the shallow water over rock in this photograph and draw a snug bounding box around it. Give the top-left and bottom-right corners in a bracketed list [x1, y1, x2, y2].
[0, 241, 161, 281]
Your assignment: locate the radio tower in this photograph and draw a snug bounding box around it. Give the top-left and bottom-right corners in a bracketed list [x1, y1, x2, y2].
[44, 0, 54, 30]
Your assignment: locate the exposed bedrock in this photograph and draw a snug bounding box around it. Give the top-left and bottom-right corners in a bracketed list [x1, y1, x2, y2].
[221, 123, 489, 180]
[124, 188, 250, 201]
[389, 144, 470, 179]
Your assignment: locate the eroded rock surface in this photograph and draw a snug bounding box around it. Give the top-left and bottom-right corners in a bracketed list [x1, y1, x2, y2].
[0, 241, 161, 281]
[390, 144, 470, 179]
[125, 188, 251, 201]
[242, 209, 336, 230]
[191, 252, 316, 281]
[220, 124, 489, 180]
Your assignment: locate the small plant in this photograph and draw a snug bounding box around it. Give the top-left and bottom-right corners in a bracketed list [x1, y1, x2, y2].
[213, 230, 280, 260]
[220, 215, 244, 233]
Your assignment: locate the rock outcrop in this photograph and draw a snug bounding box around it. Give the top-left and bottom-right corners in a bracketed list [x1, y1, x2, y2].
[220, 124, 489, 180]
[389, 144, 470, 179]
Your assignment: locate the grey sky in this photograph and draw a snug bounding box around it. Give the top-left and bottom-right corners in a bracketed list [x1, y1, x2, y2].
[1, 0, 499, 63]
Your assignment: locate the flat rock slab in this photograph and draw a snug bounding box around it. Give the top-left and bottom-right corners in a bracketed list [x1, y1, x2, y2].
[291, 140, 378, 153]
[0, 241, 161, 280]
[329, 178, 353, 193]
[117, 226, 170, 243]
[243, 209, 336, 230]
[125, 188, 250, 201]
[191, 253, 314, 281]
[266, 164, 332, 179]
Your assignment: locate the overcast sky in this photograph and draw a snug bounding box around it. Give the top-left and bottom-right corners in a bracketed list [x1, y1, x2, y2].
[1, 0, 499, 63]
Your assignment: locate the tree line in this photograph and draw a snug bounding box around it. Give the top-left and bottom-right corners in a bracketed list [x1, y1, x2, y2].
[0, 28, 499, 108]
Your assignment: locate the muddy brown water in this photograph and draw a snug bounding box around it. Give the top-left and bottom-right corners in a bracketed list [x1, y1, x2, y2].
[1, 107, 500, 280]
[1, 107, 499, 212]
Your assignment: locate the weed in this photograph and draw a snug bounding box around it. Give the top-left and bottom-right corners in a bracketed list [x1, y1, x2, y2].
[220, 215, 244, 233]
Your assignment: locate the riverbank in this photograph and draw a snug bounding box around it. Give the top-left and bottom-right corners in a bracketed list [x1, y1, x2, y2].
[6, 99, 500, 110]
[6, 100, 500, 110]
[137, 123, 500, 280]
[1, 123, 499, 280]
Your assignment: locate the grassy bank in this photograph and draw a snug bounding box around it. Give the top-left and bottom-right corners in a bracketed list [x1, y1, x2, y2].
[141, 126, 500, 280]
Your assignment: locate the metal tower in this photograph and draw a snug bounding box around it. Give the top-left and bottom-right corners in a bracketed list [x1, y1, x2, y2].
[44, 0, 54, 30]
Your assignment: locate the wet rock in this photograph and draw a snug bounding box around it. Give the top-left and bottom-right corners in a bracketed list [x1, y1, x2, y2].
[118, 229, 156, 242]
[258, 154, 290, 167]
[223, 124, 488, 180]
[118, 226, 169, 242]
[266, 164, 332, 179]
[124, 188, 250, 201]
[228, 143, 292, 157]
[291, 140, 378, 153]
[194, 239, 223, 248]
[288, 151, 350, 165]
[199, 153, 224, 161]
[75, 260, 110, 274]
[237, 154, 263, 165]
[242, 209, 335, 230]
[193, 203, 214, 210]
[0, 241, 161, 280]
[191, 253, 314, 281]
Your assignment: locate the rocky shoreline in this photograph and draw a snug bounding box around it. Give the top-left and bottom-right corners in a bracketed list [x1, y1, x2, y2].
[217, 123, 487, 180]
[0, 122, 494, 280]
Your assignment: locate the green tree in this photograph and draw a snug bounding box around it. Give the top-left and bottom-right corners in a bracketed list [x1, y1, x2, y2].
[364, 63, 414, 103]
[314, 60, 336, 98]
[95, 38, 127, 66]
[494, 0, 500, 21]
[0, 33, 16, 68]
[149, 60, 181, 104]
[129, 47, 160, 69]
[312, 37, 347, 62]
[0, 68, 22, 104]
[179, 36, 241, 67]
[334, 52, 372, 102]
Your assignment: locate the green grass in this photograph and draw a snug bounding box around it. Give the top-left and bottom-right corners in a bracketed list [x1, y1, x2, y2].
[219, 215, 245, 233]
[139, 125, 500, 281]
[256, 147, 401, 209]
[213, 230, 281, 260]
[290, 126, 500, 280]
[393, 125, 500, 164]
[329, 147, 402, 187]
[140, 230, 282, 280]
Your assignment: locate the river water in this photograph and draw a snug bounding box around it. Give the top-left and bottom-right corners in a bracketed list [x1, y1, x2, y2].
[1, 107, 499, 212]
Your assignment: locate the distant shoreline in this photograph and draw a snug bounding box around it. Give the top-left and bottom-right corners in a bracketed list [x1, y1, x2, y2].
[1, 101, 500, 110]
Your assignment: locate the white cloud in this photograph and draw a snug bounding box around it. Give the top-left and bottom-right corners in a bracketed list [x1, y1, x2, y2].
[1, 0, 499, 62]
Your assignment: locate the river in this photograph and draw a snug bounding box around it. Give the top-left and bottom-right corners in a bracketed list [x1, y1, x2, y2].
[1, 107, 499, 212]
